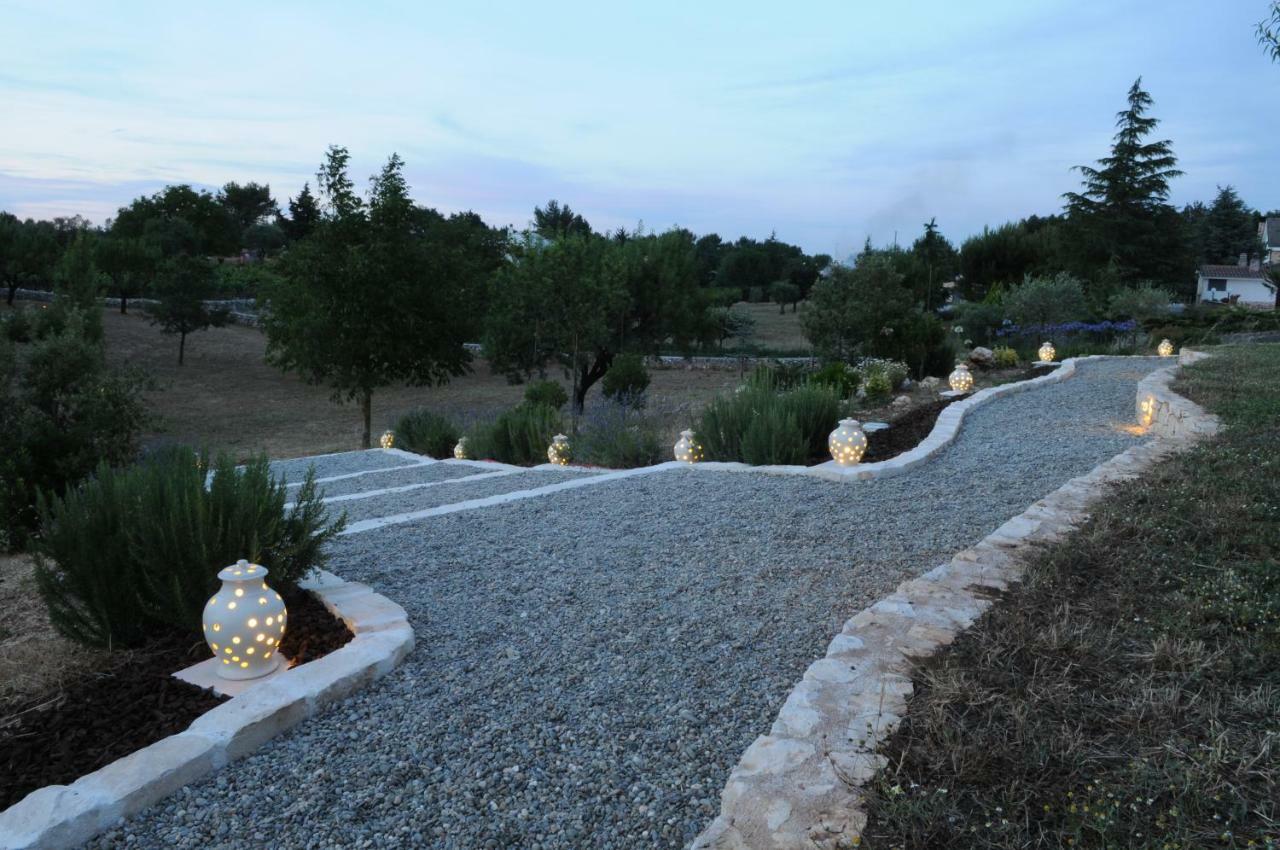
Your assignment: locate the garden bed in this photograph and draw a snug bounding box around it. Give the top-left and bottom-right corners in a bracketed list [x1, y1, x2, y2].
[0, 585, 353, 810]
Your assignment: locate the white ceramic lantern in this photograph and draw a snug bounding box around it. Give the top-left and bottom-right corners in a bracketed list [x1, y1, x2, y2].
[947, 362, 974, 393]
[1157, 338, 1174, 357]
[1038, 341, 1056, 363]
[673, 429, 704, 464]
[547, 434, 571, 466]
[828, 418, 868, 466]
[379, 430, 395, 449]
[453, 437, 469, 460]
[202, 559, 287, 681]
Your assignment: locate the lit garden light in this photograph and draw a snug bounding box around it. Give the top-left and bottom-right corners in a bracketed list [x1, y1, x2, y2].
[1038, 341, 1057, 363]
[947, 361, 974, 393]
[1157, 338, 1175, 357]
[379, 430, 395, 449]
[453, 437, 469, 460]
[828, 418, 868, 466]
[202, 560, 287, 681]
[547, 433, 572, 466]
[673, 429, 704, 464]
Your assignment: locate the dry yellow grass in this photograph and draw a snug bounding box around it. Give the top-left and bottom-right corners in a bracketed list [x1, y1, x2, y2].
[0, 554, 107, 712]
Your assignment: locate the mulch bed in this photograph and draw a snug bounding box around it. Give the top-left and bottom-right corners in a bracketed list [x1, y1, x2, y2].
[0, 586, 353, 810]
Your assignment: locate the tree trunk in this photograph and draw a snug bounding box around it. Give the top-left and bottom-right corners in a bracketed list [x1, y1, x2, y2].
[573, 352, 613, 415]
[120, 293, 128, 315]
[360, 388, 373, 449]
[178, 331, 186, 366]
[6, 282, 15, 307]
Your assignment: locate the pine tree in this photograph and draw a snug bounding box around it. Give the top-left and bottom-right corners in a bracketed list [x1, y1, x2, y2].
[281, 182, 322, 242]
[1063, 78, 1184, 285]
[1200, 185, 1258, 264]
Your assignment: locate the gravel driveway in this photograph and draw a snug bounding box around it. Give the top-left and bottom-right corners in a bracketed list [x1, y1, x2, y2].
[90, 358, 1164, 850]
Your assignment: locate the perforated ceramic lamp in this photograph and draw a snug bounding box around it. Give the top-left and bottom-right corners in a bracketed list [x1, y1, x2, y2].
[828, 418, 868, 466]
[202, 560, 287, 681]
[948, 362, 974, 393]
[673, 429, 704, 464]
[1157, 338, 1175, 357]
[547, 434, 572, 466]
[379, 430, 395, 449]
[453, 437, 469, 460]
[1038, 341, 1057, 362]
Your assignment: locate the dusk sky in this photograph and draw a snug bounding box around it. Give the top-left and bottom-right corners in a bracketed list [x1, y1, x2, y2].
[1, 0, 1275, 259]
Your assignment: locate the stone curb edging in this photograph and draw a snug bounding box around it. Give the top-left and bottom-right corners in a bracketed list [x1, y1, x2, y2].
[691, 350, 1219, 850]
[0, 570, 414, 850]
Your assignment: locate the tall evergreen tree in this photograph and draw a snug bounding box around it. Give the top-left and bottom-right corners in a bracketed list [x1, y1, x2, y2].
[280, 182, 322, 242]
[1200, 185, 1258, 264]
[532, 200, 592, 240]
[1063, 78, 1183, 286]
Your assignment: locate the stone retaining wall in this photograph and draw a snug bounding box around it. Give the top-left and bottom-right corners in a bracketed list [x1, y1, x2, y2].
[692, 351, 1220, 850]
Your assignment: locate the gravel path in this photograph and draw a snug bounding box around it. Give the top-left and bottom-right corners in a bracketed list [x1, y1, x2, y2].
[270, 450, 415, 485]
[91, 358, 1164, 850]
[314, 462, 493, 499]
[335, 469, 597, 523]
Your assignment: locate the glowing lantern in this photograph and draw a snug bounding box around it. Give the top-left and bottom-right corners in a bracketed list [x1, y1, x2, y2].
[673, 429, 704, 463]
[1157, 338, 1174, 357]
[947, 362, 974, 393]
[547, 434, 572, 466]
[1138, 395, 1156, 428]
[379, 430, 395, 449]
[1038, 341, 1056, 363]
[453, 437, 469, 460]
[202, 560, 287, 681]
[828, 418, 868, 466]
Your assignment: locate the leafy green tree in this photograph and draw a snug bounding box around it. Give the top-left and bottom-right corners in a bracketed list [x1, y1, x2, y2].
[1063, 78, 1184, 285]
[95, 235, 152, 314]
[909, 218, 959, 309]
[802, 257, 912, 361]
[262, 146, 473, 447]
[148, 255, 228, 365]
[280, 182, 322, 242]
[218, 181, 278, 239]
[112, 184, 238, 256]
[1199, 185, 1259, 264]
[1003, 273, 1089, 326]
[244, 221, 286, 258]
[1260, 1, 1280, 60]
[768, 280, 801, 313]
[1107, 284, 1172, 321]
[533, 199, 592, 239]
[2, 217, 59, 306]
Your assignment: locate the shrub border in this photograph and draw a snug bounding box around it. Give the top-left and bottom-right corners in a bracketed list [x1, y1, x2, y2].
[690, 351, 1220, 849]
[0, 570, 413, 850]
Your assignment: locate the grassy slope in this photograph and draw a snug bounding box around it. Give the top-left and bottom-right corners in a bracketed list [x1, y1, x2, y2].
[862, 344, 1280, 850]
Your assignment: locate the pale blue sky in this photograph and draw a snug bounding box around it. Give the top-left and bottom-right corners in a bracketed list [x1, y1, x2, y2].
[1, 0, 1275, 257]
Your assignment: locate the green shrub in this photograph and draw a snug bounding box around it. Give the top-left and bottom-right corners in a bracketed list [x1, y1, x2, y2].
[951, 301, 1006, 346]
[1107, 284, 1172, 321]
[601, 354, 650, 407]
[2, 306, 33, 343]
[993, 345, 1019, 368]
[393, 409, 460, 458]
[810, 361, 860, 398]
[741, 407, 807, 466]
[1003, 272, 1089, 326]
[576, 401, 665, 468]
[524, 379, 568, 410]
[33, 447, 344, 648]
[466, 403, 562, 465]
[864, 371, 892, 403]
[696, 381, 838, 464]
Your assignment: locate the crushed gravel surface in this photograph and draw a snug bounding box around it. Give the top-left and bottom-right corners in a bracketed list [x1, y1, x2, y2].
[335, 469, 597, 524]
[313, 462, 490, 499]
[89, 358, 1164, 850]
[270, 450, 412, 485]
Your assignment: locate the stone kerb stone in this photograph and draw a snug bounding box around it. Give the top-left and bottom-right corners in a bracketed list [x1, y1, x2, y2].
[692, 355, 1220, 850]
[0, 570, 413, 850]
[1136, 349, 1220, 441]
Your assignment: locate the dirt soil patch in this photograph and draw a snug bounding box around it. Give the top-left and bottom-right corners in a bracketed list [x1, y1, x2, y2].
[0, 586, 353, 810]
[862, 398, 957, 464]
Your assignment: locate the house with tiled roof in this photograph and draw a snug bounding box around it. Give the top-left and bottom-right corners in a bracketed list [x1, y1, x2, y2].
[1260, 217, 1280, 267]
[1196, 254, 1276, 309]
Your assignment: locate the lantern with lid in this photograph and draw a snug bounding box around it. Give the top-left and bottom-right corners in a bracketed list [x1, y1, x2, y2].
[1157, 338, 1174, 357]
[453, 437, 469, 460]
[202, 560, 287, 681]
[673, 429, 704, 464]
[948, 362, 974, 393]
[379, 430, 395, 449]
[547, 434, 572, 466]
[1037, 341, 1057, 363]
[828, 418, 868, 466]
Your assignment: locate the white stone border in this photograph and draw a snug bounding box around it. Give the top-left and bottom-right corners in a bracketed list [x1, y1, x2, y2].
[692, 351, 1220, 849]
[0, 570, 413, 850]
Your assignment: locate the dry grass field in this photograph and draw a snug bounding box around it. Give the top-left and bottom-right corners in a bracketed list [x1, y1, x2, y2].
[721, 301, 811, 353]
[39, 305, 744, 460]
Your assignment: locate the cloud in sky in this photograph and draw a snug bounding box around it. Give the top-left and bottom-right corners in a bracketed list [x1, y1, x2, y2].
[1, 0, 1275, 257]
